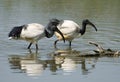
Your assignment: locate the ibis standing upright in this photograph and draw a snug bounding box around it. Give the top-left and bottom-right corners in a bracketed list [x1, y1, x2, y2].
[8, 21, 65, 49]
[46, 18, 97, 46]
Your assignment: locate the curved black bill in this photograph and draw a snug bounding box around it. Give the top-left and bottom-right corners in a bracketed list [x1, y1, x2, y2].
[55, 28, 65, 43]
[88, 22, 97, 31]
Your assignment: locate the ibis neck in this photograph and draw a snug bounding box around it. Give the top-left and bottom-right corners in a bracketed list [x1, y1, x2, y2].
[44, 28, 54, 38]
[80, 23, 87, 35]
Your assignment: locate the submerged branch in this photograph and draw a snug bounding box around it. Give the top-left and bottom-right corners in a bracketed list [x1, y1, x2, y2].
[88, 41, 120, 57]
[51, 41, 120, 58]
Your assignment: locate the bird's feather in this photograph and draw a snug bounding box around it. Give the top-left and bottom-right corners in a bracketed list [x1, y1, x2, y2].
[56, 20, 81, 40]
[20, 23, 45, 41]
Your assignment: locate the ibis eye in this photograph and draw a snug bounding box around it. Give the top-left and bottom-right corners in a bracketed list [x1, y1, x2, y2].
[12, 34, 15, 36]
[12, 34, 18, 38]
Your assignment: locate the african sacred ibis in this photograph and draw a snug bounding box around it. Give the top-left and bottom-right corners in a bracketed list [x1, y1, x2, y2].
[8, 22, 65, 49]
[46, 19, 97, 46]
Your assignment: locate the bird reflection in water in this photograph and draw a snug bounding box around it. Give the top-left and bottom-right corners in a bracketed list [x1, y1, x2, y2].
[8, 48, 98, 76]
[8, 49, 45, 76]
[48, 47, 98, 75]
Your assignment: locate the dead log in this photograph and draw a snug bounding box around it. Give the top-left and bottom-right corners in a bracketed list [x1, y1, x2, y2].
[89, 41, 120, 57]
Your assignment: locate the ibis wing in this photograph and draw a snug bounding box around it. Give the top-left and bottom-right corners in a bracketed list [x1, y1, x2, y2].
[21, 23, 45, 39]
[57, 20, 80, 37]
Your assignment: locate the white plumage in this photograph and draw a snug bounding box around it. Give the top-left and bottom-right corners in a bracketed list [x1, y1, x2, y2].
[47, 19, 97, 46]
[8, 22, 65, 49]
[20, 23, 45, 43]
[56, 20, 81, 41]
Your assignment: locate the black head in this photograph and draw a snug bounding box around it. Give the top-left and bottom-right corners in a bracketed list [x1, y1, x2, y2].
[8, 25, 25, 40]
[83, 19, 97, 31]
[49, 18, 61, 26]
[45, 18, 65, 43]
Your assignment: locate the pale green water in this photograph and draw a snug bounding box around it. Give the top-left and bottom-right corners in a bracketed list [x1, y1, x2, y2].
[0, 0, 120, 82]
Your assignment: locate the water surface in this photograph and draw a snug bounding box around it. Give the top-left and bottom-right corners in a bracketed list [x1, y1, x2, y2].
[0, 0, 120, 82]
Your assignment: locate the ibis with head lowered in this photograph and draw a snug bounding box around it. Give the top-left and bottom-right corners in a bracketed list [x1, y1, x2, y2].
[46, 19, 97, 46]
[8, 22, 65, 49]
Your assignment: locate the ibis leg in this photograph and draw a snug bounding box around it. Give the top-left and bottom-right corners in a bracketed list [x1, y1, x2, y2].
[54, 40, 59, 46]
[28, 43, 32, 49]
[69, 41, 72, 46]
[36, 44, 38, 50]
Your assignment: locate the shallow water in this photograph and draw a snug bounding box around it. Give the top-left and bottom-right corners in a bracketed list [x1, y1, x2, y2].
[0, 0, 120, 82]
